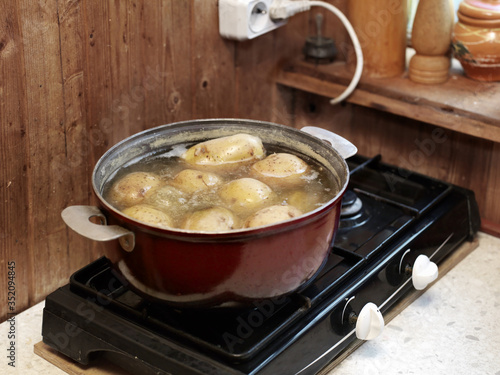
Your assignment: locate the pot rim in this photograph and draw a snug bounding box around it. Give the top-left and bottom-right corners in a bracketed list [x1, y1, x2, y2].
[91, 118, 350, 238]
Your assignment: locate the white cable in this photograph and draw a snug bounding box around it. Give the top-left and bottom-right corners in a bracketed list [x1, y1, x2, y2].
[270, 0, 364, 105]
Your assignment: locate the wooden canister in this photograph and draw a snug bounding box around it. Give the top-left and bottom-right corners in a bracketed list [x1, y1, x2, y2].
[347, 0, 408, 78]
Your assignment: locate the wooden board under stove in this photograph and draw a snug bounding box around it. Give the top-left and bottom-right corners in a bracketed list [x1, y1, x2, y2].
[34, 238, 479, 375]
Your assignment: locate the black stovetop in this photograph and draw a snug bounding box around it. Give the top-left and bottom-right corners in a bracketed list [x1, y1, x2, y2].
[41, 155, 480, 375]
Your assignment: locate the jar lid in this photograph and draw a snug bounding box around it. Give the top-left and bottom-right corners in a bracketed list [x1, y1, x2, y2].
[460, 0, 500, 20]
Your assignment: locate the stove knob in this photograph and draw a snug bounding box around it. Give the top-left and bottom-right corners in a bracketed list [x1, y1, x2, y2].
[412, 254, 438, 290]
[355, 303, 384, 340]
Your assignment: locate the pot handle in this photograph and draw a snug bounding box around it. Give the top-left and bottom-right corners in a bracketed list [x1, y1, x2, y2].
[300, 126, 357, 159]
[61, 206, 135, 252]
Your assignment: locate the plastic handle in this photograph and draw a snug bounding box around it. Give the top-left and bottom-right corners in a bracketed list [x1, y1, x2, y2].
[412, 254, 439, 290]
[61, 206, 135, 252]
[355, 302, 384, 340]
[300, 126, 357, 159]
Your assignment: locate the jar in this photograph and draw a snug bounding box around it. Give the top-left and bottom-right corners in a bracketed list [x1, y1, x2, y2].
[452, 0, 500, 81]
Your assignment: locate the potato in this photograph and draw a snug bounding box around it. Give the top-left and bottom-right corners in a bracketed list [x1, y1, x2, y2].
[145, 185, 186, 214]
[218, 178, 276, 215]
[169, 169, 222, 194]
[107, 171, 162, 209]
[122, 204, 173, 228]
[250, 153, 310, 190]
[182, 207, 238, 232]
[181, 133, 265, 170]
[284, 190, 323, 213]
[244, 205, 303, 228]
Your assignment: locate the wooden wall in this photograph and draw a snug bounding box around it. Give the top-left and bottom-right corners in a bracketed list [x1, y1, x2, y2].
[0, 0, 343, 321]
[0, 0, 498, 321]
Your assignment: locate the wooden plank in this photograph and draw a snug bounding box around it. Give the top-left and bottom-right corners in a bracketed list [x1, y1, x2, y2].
[0, 0, 31, 321]
[17, 0, 72, 305]
[57, 0, 95, 272]
[191, 0, 236, 118]
[81, 0, 115, 168]
[271, 7, 311, 126]
[86, 0, 195, 145]
[485, 142, 500, 225]
[34, 342, 130, 375]
[443, 132, 493, 218]
[235, 33, 277, 121]
[106, 0, 134, 139]
[157, 0, 193, 124]
[276, 58, 500, 142]
[106, 0, 194, 129]
[481, 219, 500, 238]
[113, 0, 182, 132]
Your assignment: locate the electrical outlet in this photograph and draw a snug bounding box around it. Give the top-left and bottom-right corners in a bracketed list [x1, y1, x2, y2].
[219, 0, 288, 41]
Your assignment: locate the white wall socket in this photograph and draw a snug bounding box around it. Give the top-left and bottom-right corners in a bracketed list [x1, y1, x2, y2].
[219, 0, 288, 41]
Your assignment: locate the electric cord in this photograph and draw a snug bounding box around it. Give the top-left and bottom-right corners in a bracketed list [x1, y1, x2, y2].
[270, 0, 363, 105]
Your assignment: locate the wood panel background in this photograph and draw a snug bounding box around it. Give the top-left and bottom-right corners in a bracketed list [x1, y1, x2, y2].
[0, 0, 498, 321]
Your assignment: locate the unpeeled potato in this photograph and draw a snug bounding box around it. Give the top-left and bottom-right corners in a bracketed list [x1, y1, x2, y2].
[182, 207, 238, 232]
[250, 153, 310, 190]
[169, 169, 222, 194]
[122, 204, 173, 228]
[244, 204, 303, 228]
[285, 190, 323, 213]
[107, 171, 162, 209]
[181, 133, 265, 171]
[145, 185, 186, 214]
[218, 178, 276, 215]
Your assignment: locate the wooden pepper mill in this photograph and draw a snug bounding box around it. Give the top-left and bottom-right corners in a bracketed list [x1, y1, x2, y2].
[409, 0, 454, 84]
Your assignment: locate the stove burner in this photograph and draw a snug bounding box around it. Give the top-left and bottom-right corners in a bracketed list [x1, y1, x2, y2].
[341, 190, 362, 217]
[339, 190, 370, 230]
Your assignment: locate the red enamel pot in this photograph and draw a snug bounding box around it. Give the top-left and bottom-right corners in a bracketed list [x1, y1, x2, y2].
[62, 119, 356, 307]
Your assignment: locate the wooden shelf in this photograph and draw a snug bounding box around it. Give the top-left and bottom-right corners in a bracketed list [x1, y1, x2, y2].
[276, 57, 500, 143]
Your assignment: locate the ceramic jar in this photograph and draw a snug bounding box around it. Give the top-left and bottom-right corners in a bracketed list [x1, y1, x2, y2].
[452, 0, 500, 81]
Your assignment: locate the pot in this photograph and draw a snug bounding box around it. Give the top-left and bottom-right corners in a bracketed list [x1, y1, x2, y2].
[62, 119, 355, 307]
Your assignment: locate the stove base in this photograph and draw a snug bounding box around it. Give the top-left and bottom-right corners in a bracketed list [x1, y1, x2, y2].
[36, 238, 479, 375]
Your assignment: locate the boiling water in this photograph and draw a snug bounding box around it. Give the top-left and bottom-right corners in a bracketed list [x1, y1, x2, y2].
[102, 142, 340, 231]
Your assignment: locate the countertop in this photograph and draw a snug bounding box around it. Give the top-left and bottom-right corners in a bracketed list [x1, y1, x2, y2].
[1, 232, 499, 375]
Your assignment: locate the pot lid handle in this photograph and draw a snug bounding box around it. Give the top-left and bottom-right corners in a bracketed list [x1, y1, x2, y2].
[300, 126, 357, 159]
[62, 205, 135, 252]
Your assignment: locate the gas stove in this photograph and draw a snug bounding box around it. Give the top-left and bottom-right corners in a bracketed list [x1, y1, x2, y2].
[41, 154, 480, 375]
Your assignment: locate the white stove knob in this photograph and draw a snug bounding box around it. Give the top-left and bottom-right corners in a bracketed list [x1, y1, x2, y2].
[355, 302, 384, 340]
[412, 254, 438, 290]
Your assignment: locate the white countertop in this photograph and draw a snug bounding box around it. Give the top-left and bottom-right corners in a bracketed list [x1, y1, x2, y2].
[1, 232, 499, 375]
